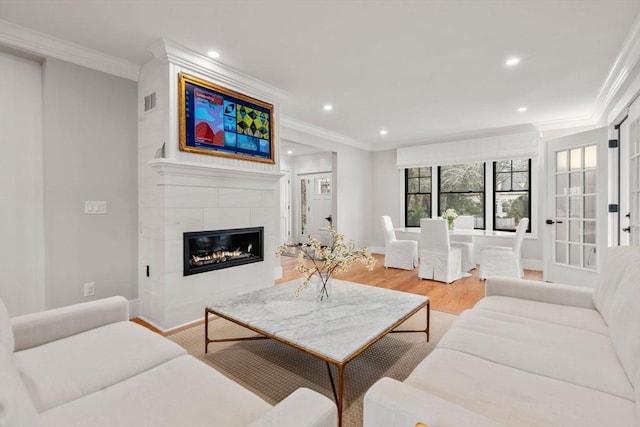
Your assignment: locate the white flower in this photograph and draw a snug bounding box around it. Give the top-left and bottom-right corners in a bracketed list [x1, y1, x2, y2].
[276, 224, 376, 297]
[443, 208, 458, 220]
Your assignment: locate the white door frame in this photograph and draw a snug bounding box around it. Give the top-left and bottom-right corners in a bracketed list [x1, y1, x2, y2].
[279, 170, 292, 245]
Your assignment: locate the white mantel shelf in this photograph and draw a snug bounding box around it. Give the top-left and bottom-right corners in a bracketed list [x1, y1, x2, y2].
[149, 158, 285, 185]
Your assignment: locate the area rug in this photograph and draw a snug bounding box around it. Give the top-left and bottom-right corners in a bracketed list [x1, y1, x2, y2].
[167, 310, 456, 427]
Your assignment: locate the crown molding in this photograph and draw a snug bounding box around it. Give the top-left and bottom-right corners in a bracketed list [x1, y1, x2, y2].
[0, 19, 140, 81]
[280, 115, 373, 151]
[533, 115, 595, 132]
[149, 38, 288, 103]
[591, 13, 640, 123]
[607, 64, 640, 124]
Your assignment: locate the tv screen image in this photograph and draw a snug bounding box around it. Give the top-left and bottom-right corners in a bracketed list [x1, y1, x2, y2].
[178, 73, 275, 163]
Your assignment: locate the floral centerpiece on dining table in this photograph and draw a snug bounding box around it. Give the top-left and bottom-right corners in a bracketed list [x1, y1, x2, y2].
[443, 208, 458, 231]
[276, 224, 376, 301]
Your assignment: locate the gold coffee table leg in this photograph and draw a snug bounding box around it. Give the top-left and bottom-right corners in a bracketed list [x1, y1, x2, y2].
[325, 362, 346, 427]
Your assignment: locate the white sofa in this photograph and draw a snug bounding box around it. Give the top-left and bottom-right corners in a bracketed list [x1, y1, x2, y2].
[0, 296, 337, 427]
[364, 246, 640, 427]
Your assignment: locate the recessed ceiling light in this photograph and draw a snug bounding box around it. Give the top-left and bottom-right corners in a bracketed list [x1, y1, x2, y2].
[323, 104, 333, 111]
[518, 107, 527, 112]
[207, 50, 220, 59]
[380, 129, 388, 135]
[287, 150, 293, 155]
[505, 57, 520, 66]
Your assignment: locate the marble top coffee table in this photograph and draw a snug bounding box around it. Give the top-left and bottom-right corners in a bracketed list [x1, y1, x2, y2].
[205, 278, 429, 427]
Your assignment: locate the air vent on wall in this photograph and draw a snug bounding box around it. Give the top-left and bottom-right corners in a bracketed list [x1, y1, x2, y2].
[144, 92, 157, 112]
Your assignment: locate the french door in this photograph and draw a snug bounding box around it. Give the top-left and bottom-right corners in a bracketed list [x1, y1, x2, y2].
[627, 102, 640, 246]
[544, 127, 608, 286]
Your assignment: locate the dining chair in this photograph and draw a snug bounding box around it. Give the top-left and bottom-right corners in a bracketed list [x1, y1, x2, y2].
[479, 217, 529, 279]
[451, 215, 475, 272]
[381, 216, 418, 270]
[418, 218, 463, 283]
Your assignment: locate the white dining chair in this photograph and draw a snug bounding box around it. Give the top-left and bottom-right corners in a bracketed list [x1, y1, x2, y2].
[451, 215, 475, 272]
[479, 217, 529, 279]
[419, 218, 463, 283]
[381, 216, 418, 270]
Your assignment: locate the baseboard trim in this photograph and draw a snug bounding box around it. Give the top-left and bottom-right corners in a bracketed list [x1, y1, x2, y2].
[128, 298, 140, 319]
[522, 258, 543, 271]
[369, 246, 385, 254]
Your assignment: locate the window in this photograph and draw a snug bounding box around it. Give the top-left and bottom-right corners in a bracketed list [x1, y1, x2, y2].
[404, 159, 533, 231]
[438, 162, 485, 228]
[494, 159, 531, 232]
[405, 167, 432, 227]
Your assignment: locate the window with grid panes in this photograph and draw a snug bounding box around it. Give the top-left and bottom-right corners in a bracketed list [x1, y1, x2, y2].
[438, 162, 485, 228]
[405, 167, 432, 227]
[494, 159, 531, 232]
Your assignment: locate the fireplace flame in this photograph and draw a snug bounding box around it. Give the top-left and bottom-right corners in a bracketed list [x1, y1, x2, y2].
[248, 243, 252, 252]
[191, 247, 243, 263]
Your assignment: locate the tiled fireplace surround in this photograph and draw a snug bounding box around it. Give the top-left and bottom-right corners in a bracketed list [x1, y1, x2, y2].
[137, 40, 285, 331]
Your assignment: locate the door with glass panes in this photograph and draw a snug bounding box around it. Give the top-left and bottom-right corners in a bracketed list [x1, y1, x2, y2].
[625, 100, 640, 246]
[544, 127, 608, 286]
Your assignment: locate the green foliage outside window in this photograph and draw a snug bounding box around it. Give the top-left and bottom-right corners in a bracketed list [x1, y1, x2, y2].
[439, 162, 485, 228]
[494, 159, 530, 231]
[404, 159, 531, 232]
[406, 167, 431, 227]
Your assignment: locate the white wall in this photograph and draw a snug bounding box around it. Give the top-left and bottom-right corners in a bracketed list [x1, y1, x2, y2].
[43, 58, 138, 309]
[0, 51, 45, 316]
[293, 152, 333, 175]
[371, 150, 401, 253]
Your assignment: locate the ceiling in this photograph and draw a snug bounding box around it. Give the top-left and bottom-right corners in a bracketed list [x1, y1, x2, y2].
[1, 0, 639, 151]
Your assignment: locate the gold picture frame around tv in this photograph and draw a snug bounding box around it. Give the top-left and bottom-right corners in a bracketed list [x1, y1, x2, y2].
[178, 73, 275, 164]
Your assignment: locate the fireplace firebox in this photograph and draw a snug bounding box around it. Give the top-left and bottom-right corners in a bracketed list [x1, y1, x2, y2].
[183, 227, 264, 276]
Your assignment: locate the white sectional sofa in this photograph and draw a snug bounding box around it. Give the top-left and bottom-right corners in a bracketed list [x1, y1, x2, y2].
[0, 295, 337, 427]
[364, 246, 640, 427]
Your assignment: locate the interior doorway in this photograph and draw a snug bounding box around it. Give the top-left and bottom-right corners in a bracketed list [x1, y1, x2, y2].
[280, 140, 335, 246]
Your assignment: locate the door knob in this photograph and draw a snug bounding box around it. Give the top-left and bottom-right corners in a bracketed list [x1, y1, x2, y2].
[546, 219, 563, 225]
[622, 227, 631, 233]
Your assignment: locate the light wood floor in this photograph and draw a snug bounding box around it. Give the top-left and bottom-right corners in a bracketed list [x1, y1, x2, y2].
[276, 253, 543, 314]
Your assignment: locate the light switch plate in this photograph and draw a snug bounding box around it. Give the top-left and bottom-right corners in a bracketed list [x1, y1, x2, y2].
[85, 201, 107, 214]
[84, 282, 95, 297]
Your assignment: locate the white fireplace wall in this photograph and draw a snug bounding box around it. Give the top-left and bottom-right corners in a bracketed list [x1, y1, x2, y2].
[138, 40, 284, 331]
[157, 172, 278, 329]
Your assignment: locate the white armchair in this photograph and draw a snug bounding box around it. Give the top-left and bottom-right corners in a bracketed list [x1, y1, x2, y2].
[451, 215, 475, 272]
[479, 217, 529, 279]
[419, 218, 462, 283]
[381, 216, 418, 270]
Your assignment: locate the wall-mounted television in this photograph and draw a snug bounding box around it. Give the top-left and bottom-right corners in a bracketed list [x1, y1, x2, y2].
[178, 73, 275, 164]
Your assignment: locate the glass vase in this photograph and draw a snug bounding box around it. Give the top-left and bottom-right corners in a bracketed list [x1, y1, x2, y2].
[447, 218, 454, 231]
[314, 272, 332, 302]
